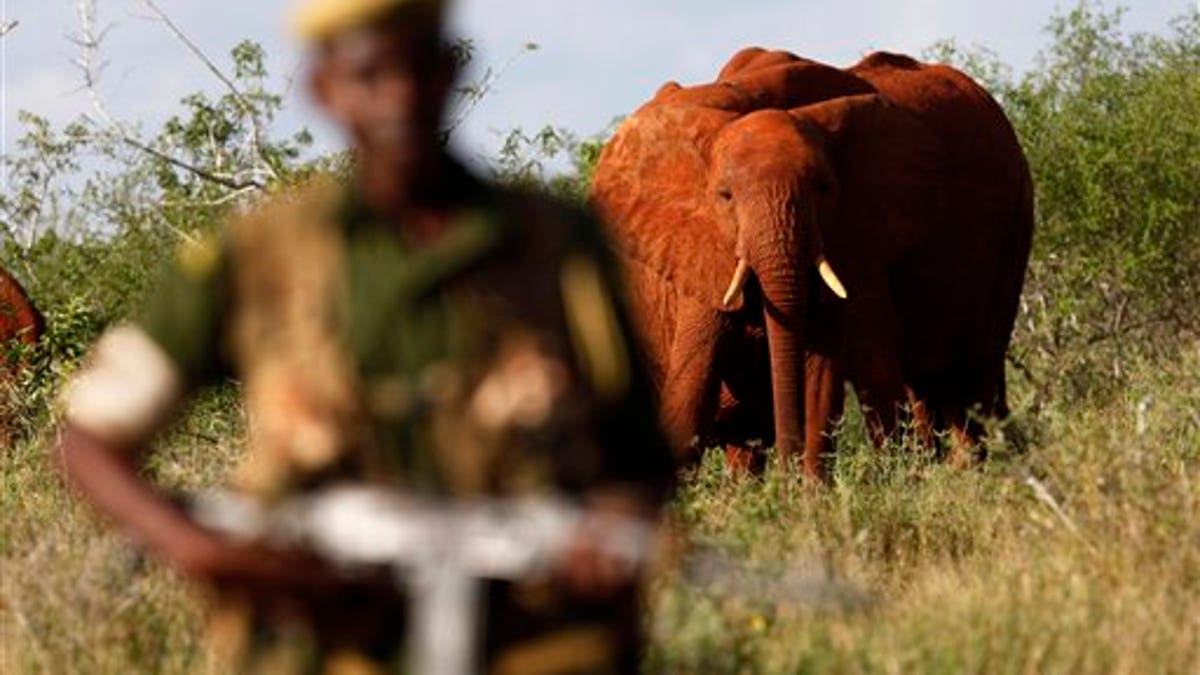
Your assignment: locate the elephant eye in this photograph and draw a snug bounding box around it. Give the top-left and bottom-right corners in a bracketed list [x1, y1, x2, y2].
[717, 188, 733, 201]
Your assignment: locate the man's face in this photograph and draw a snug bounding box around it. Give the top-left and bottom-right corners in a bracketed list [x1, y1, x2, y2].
[311, 22, 453, 176]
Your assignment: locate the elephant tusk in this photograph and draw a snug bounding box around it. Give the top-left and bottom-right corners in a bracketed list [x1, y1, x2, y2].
[817, 257, 848, 299]
[722, 258, 751, 309]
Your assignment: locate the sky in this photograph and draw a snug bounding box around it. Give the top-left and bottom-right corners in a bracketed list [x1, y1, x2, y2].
[1, 0, 1194, 172]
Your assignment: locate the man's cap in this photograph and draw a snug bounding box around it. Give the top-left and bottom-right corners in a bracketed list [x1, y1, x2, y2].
[293, 0, 446, 42]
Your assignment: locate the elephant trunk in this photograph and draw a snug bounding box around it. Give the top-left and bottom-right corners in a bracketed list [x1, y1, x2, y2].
[761, 272, 807, 469]
[741, 203, 810, 470]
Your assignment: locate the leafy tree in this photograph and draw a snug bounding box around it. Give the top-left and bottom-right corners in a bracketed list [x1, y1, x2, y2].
[490, 124, 611, 201]
[0, 8, 540, 439]
[928, 1, 1200, 401]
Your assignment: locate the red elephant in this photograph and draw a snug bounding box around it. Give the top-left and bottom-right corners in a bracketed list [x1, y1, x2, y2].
[590, 48, 1033, 478]
[1, 267, 44, 365]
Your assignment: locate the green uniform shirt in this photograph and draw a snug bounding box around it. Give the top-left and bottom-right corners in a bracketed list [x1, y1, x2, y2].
[141, 163, 672, 500]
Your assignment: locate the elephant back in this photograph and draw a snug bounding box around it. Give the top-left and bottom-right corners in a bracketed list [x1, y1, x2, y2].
[850, 52, 1024, 183]
[848, 53, 1032, 277]
[649, 52, 874, 114]
[718, 47, 807, 80]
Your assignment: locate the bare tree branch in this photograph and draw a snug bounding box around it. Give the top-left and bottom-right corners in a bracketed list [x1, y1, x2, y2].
[280, 60, 306, 103]
[70, 1, 117, 128]
[444, 42, 539, 138]
[133, 0, 247, 108]
[71, 0, 265, 193]
[1, 20, 18, 37]
[134, 0, 279, 182]
[160, 185, 260, 211]
[113, 134, 264, 191]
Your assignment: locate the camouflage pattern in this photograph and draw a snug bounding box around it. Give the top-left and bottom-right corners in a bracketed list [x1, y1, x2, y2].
[138, 163, 672, 673]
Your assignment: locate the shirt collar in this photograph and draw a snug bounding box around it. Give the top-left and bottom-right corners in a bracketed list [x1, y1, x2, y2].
[336, 156, 495, 236]
[336, 157, 518, 298]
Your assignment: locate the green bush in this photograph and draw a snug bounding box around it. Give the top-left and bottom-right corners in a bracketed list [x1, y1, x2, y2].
[930, 2, 1200, 407]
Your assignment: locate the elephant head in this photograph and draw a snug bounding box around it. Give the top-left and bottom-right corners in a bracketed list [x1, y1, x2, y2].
[1, 267, 44, 383]
[708, 109, 848, 310]
[700, 94, 945, 466]
[592, 87, 944, 471]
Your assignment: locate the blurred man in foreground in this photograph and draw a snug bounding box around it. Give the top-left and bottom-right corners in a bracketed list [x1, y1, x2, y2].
[56, 0, 673, 672]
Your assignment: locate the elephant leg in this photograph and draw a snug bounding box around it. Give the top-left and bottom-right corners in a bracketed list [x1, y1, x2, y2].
[906, 386, 937, 448]
[803, 350, 844, 480]
[940, 362, 1000, 465]
[725, 443, 766, 474]
[660, 302, 726, 464]
[942, 406, 982, 467]
[845, 301, 909, 447]
[714, 383, 773, 474]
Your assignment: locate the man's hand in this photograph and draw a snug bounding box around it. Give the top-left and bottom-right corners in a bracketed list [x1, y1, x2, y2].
[174, 531, 404, 640]
[557, 489, 655, 600]
[58, 428, 365, 607]
[174, 532, 335, 603]
[57, 426, 401, 636]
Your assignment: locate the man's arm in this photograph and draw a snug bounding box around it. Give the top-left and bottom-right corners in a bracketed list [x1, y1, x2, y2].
[57, 424, 342, 597]
[55, 238, 336, 596]
[57, 425, 228, 576]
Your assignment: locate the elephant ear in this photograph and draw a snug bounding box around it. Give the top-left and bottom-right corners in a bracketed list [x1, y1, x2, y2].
[591, 103, 744, 307]
[791, 94, 947, 268]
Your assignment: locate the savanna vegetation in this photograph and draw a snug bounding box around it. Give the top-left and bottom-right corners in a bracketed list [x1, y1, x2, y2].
[2, 2, 1198, 672]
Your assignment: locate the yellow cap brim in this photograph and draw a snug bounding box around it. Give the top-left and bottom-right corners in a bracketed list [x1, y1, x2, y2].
[293, 0, 444, 42]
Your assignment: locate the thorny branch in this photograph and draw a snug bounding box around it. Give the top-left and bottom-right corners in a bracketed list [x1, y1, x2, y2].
[70, 0, 267, 193]
[443, 42, 540, 137]
[133, 0, 279, 184]
[118, 136, 262, 191]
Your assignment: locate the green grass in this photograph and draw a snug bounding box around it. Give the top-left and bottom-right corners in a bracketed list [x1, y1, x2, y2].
[3, 343, 1196, 674]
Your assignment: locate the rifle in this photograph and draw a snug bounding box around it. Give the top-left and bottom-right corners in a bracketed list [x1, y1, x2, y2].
[190, 486, 659, 675]
[190, 485, 873, 675]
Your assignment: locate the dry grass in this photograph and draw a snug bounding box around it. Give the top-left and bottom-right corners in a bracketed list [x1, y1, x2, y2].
[2, 343, 1197, 674]
[649, 341, 1200, 674]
